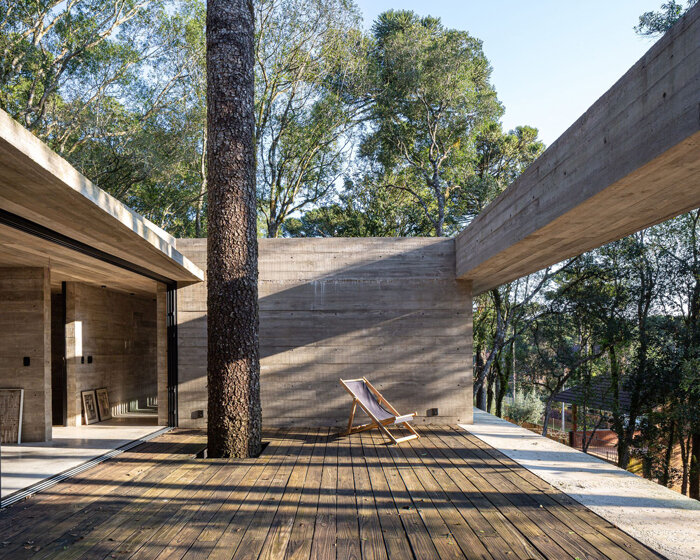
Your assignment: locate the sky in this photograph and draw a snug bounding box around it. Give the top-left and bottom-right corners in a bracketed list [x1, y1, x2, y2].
[353, 0, 664, 146]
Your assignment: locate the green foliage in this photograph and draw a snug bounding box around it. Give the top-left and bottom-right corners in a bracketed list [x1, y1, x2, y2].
[0, 0, 208, 236]
[464, 124, 544, 220]
[360, 9, 503, 236]
[254, 0, 366, 237]
[635, 1, 697, 36]
[282, 177, 431, 237]
[506, 392, 544, 425]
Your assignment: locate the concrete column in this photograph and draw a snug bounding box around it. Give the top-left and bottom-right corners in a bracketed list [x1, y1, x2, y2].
[64, 282, 82, 426]
[0, 267, 52, 441]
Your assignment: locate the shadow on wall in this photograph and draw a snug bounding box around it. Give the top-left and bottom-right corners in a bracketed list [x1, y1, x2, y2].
[176, 238, 473, 428]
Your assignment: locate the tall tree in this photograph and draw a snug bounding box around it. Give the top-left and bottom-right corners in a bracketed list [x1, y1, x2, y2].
[657, 211, 700, 497]
[206, 0, 262, 458]
[361, 10, 501, 236]
[0, 0, 208, 235]
[468, 124, 546, 411]
[254, 0, 365, 237]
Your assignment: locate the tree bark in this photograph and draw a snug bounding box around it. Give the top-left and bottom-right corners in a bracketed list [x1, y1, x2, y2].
[267, 220, 280, 238]
[661, 419, 676, 487]
[495, 340, 513, 418]
[690, 430, 700, 500]
[486, 363, 495, 414]
[542, 398, 552, 437]
[206, 0, 262, 458]
[680, 430, 691, 496]
[195, 126, 208, 237]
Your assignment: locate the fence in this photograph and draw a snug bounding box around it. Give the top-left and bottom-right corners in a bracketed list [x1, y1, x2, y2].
[572, 433, 619, 464]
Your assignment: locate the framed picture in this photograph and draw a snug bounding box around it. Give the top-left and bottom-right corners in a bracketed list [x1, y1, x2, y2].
[96, 387, 112, 421]
[0, 388, 24, 443]
[81, 390, 99, 425]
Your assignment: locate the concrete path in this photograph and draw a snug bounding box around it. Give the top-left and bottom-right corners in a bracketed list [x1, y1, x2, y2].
[462, 410, 700, 560]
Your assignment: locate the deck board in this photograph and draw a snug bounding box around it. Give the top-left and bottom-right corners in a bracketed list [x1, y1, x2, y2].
[0, 426, 665, 560]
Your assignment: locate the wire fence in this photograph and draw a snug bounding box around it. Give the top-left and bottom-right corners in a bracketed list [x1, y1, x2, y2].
[501, 397, 619, 464]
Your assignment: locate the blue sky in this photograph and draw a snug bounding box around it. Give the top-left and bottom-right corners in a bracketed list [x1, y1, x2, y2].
[354, 0, 663, 146]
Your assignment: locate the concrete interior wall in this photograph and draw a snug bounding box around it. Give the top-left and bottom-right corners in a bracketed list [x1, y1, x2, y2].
[0, 267, 51, 442]
[64, 283, 158, 425]
[175, 238, 473, 429]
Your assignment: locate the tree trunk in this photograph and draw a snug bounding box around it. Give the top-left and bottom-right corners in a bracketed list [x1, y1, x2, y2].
[206, 0, 262, 458]
[680, 430, 691, 496]
[195, 126, 208, 237]
[661, 419, 676, 487]
[477, 288, 505, 411]
[495, 358, 509, 419]
[486, 364, 495, 414]
[690, 430, 700, 500]
[267, 220, 279, 238]
[609, 345, 631, 469]
[618, 440, 631, 470]
[433, 176, 444, 237]
[474, 341, 485, 410]
[542, 399, 552, 437]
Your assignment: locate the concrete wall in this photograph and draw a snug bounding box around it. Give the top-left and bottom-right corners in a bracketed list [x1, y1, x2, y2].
[0, 267, 51, 442]
[176, 238, 473, 429]
[65, 283, 157, 425]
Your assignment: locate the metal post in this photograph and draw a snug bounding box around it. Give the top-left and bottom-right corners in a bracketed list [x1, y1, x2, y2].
[166, 284, 178, 427]
[562, 402, 566, 432]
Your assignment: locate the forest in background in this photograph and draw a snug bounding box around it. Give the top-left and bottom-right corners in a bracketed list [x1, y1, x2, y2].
[0, 0, 697, 497]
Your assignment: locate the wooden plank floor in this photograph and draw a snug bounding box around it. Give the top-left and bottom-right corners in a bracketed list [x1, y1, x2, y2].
[0, 426, 665, 560]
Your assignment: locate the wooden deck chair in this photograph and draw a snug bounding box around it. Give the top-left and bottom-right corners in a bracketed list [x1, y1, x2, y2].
[339, 377, 419, 445]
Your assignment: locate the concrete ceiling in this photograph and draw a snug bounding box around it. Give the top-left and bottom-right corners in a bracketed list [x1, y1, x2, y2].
[0, 223, 157, 295]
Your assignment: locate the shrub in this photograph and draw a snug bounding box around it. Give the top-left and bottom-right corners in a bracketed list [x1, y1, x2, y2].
[506, 392, 544, 425]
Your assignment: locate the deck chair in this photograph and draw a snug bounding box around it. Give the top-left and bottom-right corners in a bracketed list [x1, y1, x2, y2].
[339, 377, 419, 445]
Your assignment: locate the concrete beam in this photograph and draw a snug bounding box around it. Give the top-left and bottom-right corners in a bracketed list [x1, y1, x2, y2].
[0, 109, 203, 288]
[456, 5, 700, 293]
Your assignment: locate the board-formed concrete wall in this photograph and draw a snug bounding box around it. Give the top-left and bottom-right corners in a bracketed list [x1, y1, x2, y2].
[0, 267, 51, 441]
[175, 238, 473, 429]
[65, 283, 157, 425]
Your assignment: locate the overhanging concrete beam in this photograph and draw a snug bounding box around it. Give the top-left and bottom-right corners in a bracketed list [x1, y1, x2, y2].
[0, 109, 204, 288]
[456, 4, 700, 294]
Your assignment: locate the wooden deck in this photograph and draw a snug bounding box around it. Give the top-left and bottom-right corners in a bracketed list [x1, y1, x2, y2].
[0, 426, 663, 560]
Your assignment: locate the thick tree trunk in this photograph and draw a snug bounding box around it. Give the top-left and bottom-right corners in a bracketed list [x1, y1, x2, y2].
[267, 220, 279, 238]
[206, 0, 262, 458]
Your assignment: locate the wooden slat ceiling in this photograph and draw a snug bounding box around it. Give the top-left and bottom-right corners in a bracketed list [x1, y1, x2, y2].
[0, 109, 203, 290]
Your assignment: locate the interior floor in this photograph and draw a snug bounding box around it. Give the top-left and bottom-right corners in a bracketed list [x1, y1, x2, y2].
[1, 413, 163, 499]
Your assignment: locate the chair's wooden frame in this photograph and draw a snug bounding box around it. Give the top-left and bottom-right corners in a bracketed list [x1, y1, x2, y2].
[339, 377, 419, 445]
